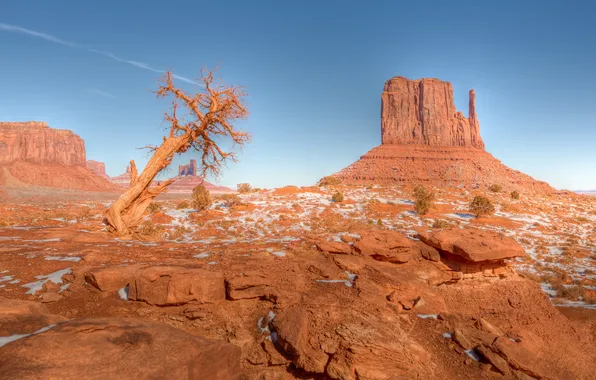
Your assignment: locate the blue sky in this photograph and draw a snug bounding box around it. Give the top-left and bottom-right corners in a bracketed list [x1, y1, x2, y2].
[1, 0, 595, 190]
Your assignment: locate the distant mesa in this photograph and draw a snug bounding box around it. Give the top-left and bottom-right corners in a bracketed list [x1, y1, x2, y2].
[335, 77, 554, 193]
[86, 160, 109, 179]
[178, 159, 197, 177]
[0, 121, 118, 192]
[108, 159, 235, 194]
[167, 159, 235, 194]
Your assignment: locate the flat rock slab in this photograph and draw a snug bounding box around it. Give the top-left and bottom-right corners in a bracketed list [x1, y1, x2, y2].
[0, 317, 241, 380]
[418, 228, 525, 262]
[129, 266, 225, 306]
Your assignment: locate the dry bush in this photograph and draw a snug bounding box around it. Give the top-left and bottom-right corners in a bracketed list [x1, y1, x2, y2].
[138, 221, 166, 241]
[237, 183, 252, 193]
[147, 202, 161, 213]
[432, 219, 450, 228]
[470, 196, 495, 217]
[176, 201, 190, 210]
[219, 194, 243, 207]
[318, 176, 342, 187]
[192, 185, 212, 211]
[332, 192, 344, 203]
[413, 186, 435, 215]
[510, 190, 520, 200]
[489, 184, 502, 193]
[166, 225, 191, 241]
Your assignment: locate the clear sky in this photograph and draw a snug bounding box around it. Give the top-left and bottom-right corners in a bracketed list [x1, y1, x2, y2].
[1, 0, 595, 190]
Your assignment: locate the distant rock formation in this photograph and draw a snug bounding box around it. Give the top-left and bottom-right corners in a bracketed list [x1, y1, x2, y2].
[381, 78, 483, 149]
[110, 165, 133, 187]
[0, 122, 118, 192]
[178, 159, 197, 176]
[0, 122, 86, 165]
[86, 160, 109, 179]
[336, 78, 554, 193]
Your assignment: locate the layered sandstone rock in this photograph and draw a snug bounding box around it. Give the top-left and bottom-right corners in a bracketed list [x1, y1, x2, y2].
[85, 160, 109, 179]
[0, 122, 118, 192]
[335, 77, 555, 193]
[0, 122, 86, 165]
[0, 317, 242, 380]
[381, 77, 483, 149]
[179, 159, 197, 176]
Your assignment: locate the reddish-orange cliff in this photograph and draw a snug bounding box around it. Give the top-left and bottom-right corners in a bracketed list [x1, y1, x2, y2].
[0, 122, 118, 192]
[0, 122, 86, 165]
[336, 77, 554, 193]
[381, 77, 483, 148]
[86, 160, 109, 179]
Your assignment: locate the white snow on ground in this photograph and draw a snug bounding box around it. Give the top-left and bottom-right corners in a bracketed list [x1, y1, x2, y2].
[22, 268, 72, 295]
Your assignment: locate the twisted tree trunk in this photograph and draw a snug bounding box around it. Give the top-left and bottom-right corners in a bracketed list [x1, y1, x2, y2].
[103, 68, 249, 238]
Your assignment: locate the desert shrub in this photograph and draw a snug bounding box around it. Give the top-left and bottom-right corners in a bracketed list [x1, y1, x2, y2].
[376, 219, 384, 227]
[138, 221, 166, 241]
[510, 190, 520, 200]
[166, 225, 191, 241]
[237, 183, 252, 193]
[469, 196, 495, 218]
[489, 184, 502, 193]
[176, 201, 190, 209]
[332, 191, 344, 203]
[413, 186, 435, 215]
[147, 202, 161, 213]
[76, 207, 93, 221]
[192, 185, 211, 211]
[319, 176, 342, 187]
[432, 219, 449, 229]
[220, 193, 243, 207]
[556, 285, 587, 301]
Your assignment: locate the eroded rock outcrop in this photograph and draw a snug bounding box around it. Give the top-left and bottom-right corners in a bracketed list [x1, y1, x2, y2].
[0, 317, 241, 380]
[0, 122, 86, 165]
[335, 77, 555, 193]
[381, 77, 483, 149]
[0, 122, 119, 192]
[86, 160, 109, 179]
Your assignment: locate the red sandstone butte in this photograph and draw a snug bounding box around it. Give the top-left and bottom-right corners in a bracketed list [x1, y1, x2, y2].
[335, 77, 554, 193]
[381, 78, 483, 149]
[86, 160, 109, 179]
[0, 122, 86, 165]
[0, 121, 117, 191]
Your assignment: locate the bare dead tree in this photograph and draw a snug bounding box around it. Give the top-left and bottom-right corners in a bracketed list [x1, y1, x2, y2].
[104, 68, 250, 237]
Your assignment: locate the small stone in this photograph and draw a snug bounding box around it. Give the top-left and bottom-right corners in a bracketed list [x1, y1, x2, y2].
[464, 358, 472, 366]
[453, 329, 473, 350]
[41, 293, 63, 303]
[61, 274, 75, 283]
[42, 281, 61, 293]
[480, 363, 493, 372]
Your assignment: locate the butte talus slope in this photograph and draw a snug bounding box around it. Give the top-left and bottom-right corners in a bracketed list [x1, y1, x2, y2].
[336, 77, 554, 193]
[0, 122, 117, 192]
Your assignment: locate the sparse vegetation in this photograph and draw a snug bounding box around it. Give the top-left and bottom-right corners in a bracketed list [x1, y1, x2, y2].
[510, 190, 520, 200]
[176, 201, 190, 210]
[219, 194, 243, 207]
[413, 186, 435, 215]
[147, 202, 161, 213]
[237, 183, 252, 193]
[332, 191, 344, 203]
[376, 219, 384, 227]
[138, 220, 166, 241]
[489, 184, 502, 193]
[469, 196, 495, 218]
[319, 176, 342, 187]
[432, 219, 449, 229]
[191, 185, 212, 211]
